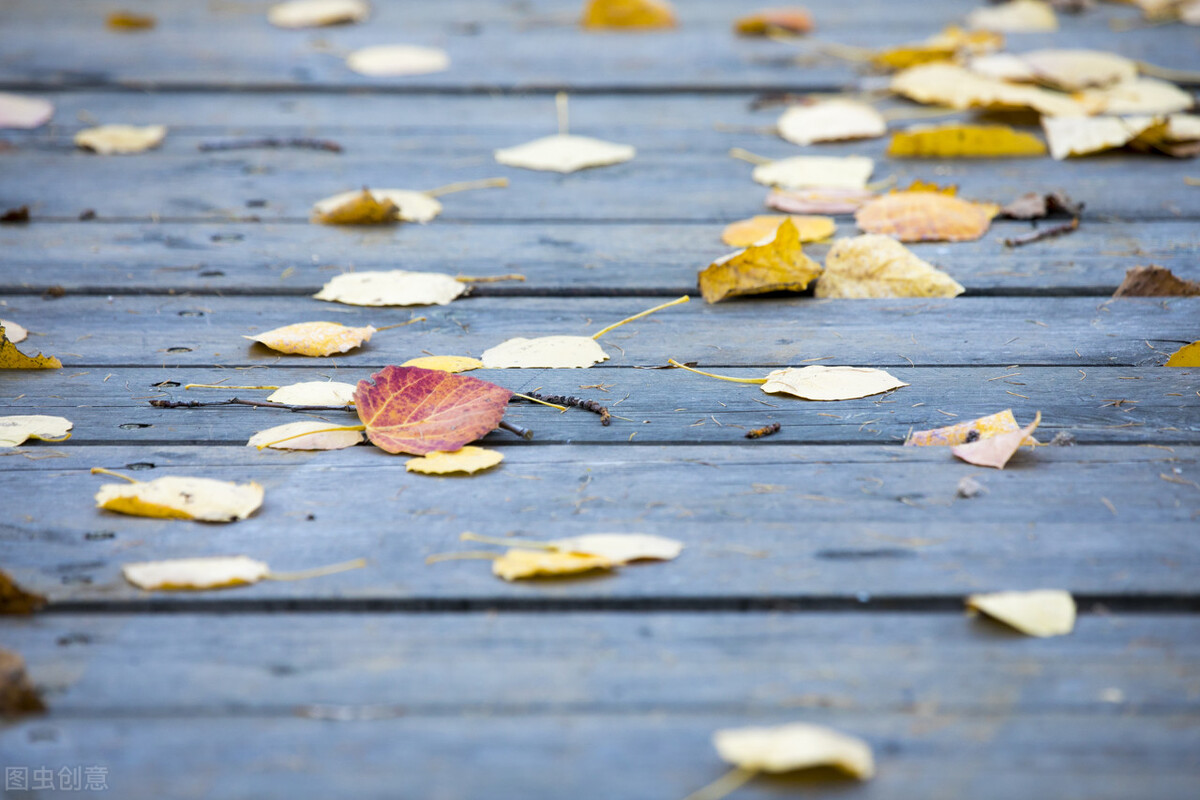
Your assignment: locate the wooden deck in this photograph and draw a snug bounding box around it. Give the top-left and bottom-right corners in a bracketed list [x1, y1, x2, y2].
[1, 0, 1198, 797]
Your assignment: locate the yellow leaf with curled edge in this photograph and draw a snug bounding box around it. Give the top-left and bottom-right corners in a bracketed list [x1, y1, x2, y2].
[891, 63, 1085, 117]
[856, 191, 999, 243]
[93, 470, 264, 522]
[872, 25, 1003, 71]
[248, 421, 363, 451]
[762, 366, 908, 401]
[481, 335, 609, 369]
[345, 45, 449, 77]
[1020, 49, 1137, 91]
[550, 533, 683, 563]
[0, 325, 61, 369]
[906, 409, 1039, 447]
[495, 135, 635, 173]
[405, 446, 504, 475]
[1042, 115, 1162, 160]
[952, 411, 1041, 469]
[887, 123, 1047, 158]
[74, 124, 166, 155]
[245, 321, 375, 357]
[268, 0, 369, 28]
[267, 381, 357, 406]
[0, 416, 72, 448]
[315, 270, 466, 307]
[1077, 78, 1195, 116]
[721, 215, 835, 247]
[0, 320, 27, 343]
[752, 155, 874, 190]
[967, 589, 1076, 637]
[966, 0, 1057, 32]
[712, 722, 875, 778]
[311, 189, 398, 225]
[817, 235, 965, 299]
[777, 100, 885, 146]
[1165, 341, 1200, 367]
[700, 219, 823, 304]
[493, 550, 614, 581]
[401, 355, 484, 373]
[124, 556, 270, 590]
[581, 0, 676, 29]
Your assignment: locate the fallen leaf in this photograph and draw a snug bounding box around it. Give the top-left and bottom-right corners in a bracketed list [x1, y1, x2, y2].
[248, 420, 363, 451]
[74, 124, 167, 155]
[762, 366, 908, 400]
[752, 155, 874, 190]
[0, 320, 27, 343]
[354, 365, 512, 455]
[581, 0, 676, 29]
[906, 409, 1039, 446]
[311, 189, 400, 225]
[0, 93, 53, 129]
[891, 63, 1085, 117]
[873, 25, 1003, 71]
[966, 0, 1058, 31]
[245, 321, 376, 356]
[1, 570, 46, 614]
[106, 11, 156, 29]
[777, 100, 885, 146]
[0, 324, 61, 369]
[966, 589, 1076, 636]
[493, 549, 614, 581]
[124, 556, 270, 590]
[734, 7, 814, 35]
[855, 192, 999, 243]
[495, 135, 635, 173]
[1113, 265, 1200, 297]
[1078, 78, 1194, 115]
[93, 471, 264, 522]
[700, 219, 823, 303]
[766, 187, 875, 214]
[952, 411, 1041, 468]
[999, 190, 1083, 219]
[1165, 341, 1200, 367]
[817, 234, 965, 298]
[1041, 115, 1162, 160]
[886, 123, 1046, 158]
[481, 335, 610, 369]
[722, 215, 835, 247]
[712, 722, 875, 778]
[314, 270, 466, 306]
[1020, 49, 1138, 91]
[405, 446, 504, 474]
[0, 416, 73, 448]
[267, 381, 357, 406]
[346, 45, 450, 77]
[0, 649, 45, 715]
[401, 355, 484, 373]
[551, 533, 683, 563]
[968, 52, 1038, 82]
[1, 206, 29, 223]
[268, 0, 369, 27]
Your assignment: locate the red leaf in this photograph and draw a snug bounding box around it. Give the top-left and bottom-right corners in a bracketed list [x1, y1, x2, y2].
[354, 366, 512, 455]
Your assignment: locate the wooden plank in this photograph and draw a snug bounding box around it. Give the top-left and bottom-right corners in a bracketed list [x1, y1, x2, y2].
[2, 220, 1196, 295]
[1, 444, 1196, 601]
[0, 294, 1193, 368]
[3, 366, 1197, 446]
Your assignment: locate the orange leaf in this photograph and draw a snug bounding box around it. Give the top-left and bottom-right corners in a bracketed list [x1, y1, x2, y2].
[581, 0, 676, 29]
[354, 366, 512, 455]
[855, 191, 998, 242]
[734, 8, 814, 36]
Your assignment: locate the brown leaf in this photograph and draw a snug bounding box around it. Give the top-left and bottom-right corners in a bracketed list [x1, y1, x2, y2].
[0, 649, 45, 716]
[1, 570, 46, 614]
[999, 190, 1083, 219]
[1113, 265, 1200, 297]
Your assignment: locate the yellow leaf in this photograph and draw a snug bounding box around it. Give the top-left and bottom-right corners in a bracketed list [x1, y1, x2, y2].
[873, 25, 1003, 71]
[887, 123, 1046, 158]
[74, 124, 166, 155]
[0, 324, 61, 369]
[106, 11, 155, 29]
[1021, 48, 1137, 91]
[245, 321, 375, 357]
[817, 235, 965, 298]
[267, 381, 357, 406]
[713, 722, 875, 778]
[401, 355, 484, 373]
[721, 215, 835, 247]
[898, 180, 957, 195]
[580, 0, 676, 29]
[481, 335, 609, 369]
[761, 366, 908, 400]
[856, 192, 999, 243]
[550, 533, 683, 563]
[268, 0, 369, 28]
[966, 589, 1076, 637]
[405, 446, 504, 475]
[345, 45, 449, 77]
[248, 421, 363, 451]
[311, 189, 399, 225]
[1077, 78, 1195, 115]
[0, 569, 46, 614]
[94, 473, 264, 522]
[951, 411, 1041, 469]
[891, 63, 1085, 117]
[906, 409, 1038, 446]
[966, 0, 1057, 32]
[1165, 340, 1200, 367]
[777, 100, 885, 146]
[0, 320, 27, 343]
[1042, 115, 1162, 160]
[733, 8, 813, 36]
[315, 270, 466, 306]
[495, 134, 635, 173]
[123, 556, 270, 590]
[700, 219, 823, 303]
[0, 416, 72, 448]
[492, 549, 614, 581]
[752, 155, 874, 190]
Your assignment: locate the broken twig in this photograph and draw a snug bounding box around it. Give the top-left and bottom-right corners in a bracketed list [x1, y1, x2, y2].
[1004, 218, 1079, 248]
[520, 391, 611, 426]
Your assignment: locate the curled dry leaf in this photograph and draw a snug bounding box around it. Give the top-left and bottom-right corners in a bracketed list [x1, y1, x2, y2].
[1113, 265, 1200, 297]
[481, 335, 609, 369]
[493, 550, 614, 581]
[752, 155, 874, 190]
[777, 100, 885, 146]
[0, 320, 27, 343]
[1165, 341, 1200, 367]
[855, 191, 999, 243]
[722, 215, 835, 247]
[268, 0, 369, 28]
[267, 381, 357, 406]
[1020, 49, 1137, 91]
[817, 235, 965, 298]
[700, 219, 823, 303]
[891, 63, 1084, 117]
[766, 187, 875, 215]
[999, 190, 1083, 220]
[967, 589, 1076, 637]
[124, 556, 270, 590]
[248, 420, 363, 451]
[0, 93, 53, 129]
[551, 533, 683, 563]
[495, 135, 635, 173]
[245, 321, 375, 357]
[581, 0, 676, 29]
[906, 409, 1038, 446]
[713, 722, 875, 779]
[311, 189, 399, 225]
[0, 649, 45, 715]
[354, 365, 512, 455]
[734, 7, 814, 36]
[887, 123, 1046, 158]
[74, 124, 167, 155]
[0, 415, 72, 448]
[346, 45, 450, 77]
[405, 446, 504, 475]
[966, 0, 1058, 31]
[763, 366, 907, 400]
[1, 570, 46, 614]
[1042, 115, 1162, 160]
[951, 411, 1041, 469]
[0, 325, 61, 369]
[315, 270, 466, 306]
[1077, 78, 1194, 115]
[94, 473, 264, 522]
[402, 355, 484, 373]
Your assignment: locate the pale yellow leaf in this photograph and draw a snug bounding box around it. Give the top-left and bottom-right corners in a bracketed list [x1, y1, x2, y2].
[245, 321, 375, 356]
[401, 355, 484, 373]
[968, 53, 1037, 82]
[312, 188, 441, 223]
[481, 336, 609, 369]
[752, 155, 874, 190]
[1020, 49, 1138, 91]
[721, 215, 835, 247]
[405, 446, 504, 474]
[0, 416, 72, 448]
[761, 366, 908, 400]
[267, 381, 357, 406]
[95, 477, 264, 522]
[1164, 114, 1200, 142]
[891, 63, 1085, 117]
[492, 549, 614, 581]
[0, 320, 27, 343]
[713, 722, 875, 778]
[1042, 115, 1161, 160]
[495, 134, 635, 173]
[551, 533, 683, 563]
[966, 0, 1057, 32]
[777, 100, 885, 146]
[314, 270, 466, 306]
[123, 556, 270, 590]
[700, 218, 823, 303]
[268, 0, 369, 27]
[905, 409, 1038, 446]
[74, 124, 166, 155]
[951, 411, 1041, 468]
[1078, 78, 1194, 115]
[966, 589, 1076, 637]
[818, 234, 965, 298]
[855, 191, 999, 242]
[248, 420, 363, 451]
[0, 93, 53, 129]
[346, 45, 449, 77]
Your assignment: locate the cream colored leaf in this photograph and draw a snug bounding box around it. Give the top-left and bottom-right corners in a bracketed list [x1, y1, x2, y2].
[966, 589, 1076, 637]
[968, 53, 1037, 82]
[0, 93, 53, 129]
[346, 45, 449, 77]
[401, 355, 483, 373]
[777, 100, 886, 146]
[245, 321, 376, 356]
[314, 270, 466, 306]
[713, 722, 875, 778]
[1042, 115, 1161, 160]
[268, 0, 369, 27]
[1164, 114, 1200, 141]
[551, 533, 683, 563]
[267, 381, 357, 406]
[312, 188, 441, 223]
[311, 189, 399, 225]
[74, 124, 166, 155]
[405, 446, 504, 475]
[1020, 49, 1138, 91]
[123, 556, 270, 590]
[0, 320, 27, 343]
[817, 234, 965, 298]
[952, 411, 1040, 468]
[752, 156, 874, 190]
[1078, 78, 1194, 115]
[761, 366, 908, 401]
[0, 416, 73, 448]
[891, 63, 1085, 117]
[966, 0, 1057, 32]
[721, 215, 835, 247]
[700, 218, 823, 303]
[481, 336, 609, 369]
[495, 134, 635, 173]
[95, 477, 264, 522]
[248, 420, 363, 451]
[492, 549, 614, 581]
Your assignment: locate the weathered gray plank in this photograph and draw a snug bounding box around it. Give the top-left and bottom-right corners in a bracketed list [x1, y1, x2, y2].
[1, 444, 1196, 601]
[0, 294, 1192, 367]
[3, 366, 1197, 445]
[1, 221, 1196, 295]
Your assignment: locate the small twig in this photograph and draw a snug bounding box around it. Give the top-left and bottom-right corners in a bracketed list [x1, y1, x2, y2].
[745, 422, 781, 439]
[1004, 218, 1079, 248]
[521, 391, 610, 426]
[198, 137, 342, 153]
[149, 397, 351, 412]
[499, 420, 534, 440]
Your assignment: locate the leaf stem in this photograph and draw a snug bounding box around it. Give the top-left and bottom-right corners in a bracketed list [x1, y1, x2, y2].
[374, 317, 426, 333]
[680, 767, 759, 800]
[593, 295, 690, 340]
[258, 425, 365, 450]
[185, 383, 279, 391]
[667, 359, 766, 384]
[89, 466, 138, 483]
[455, 273, 527, 284]
[425, 550, 501, 565]
[728, 147, 772, 166]
[513, 393, 569, 411]
[425, 177, 510, 198]
[556, 91, 569, 135]
[266, 558, 368, 582]
[460, 531, 556, 551]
